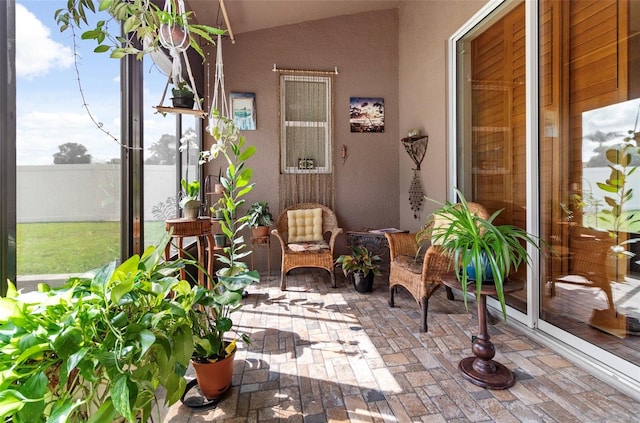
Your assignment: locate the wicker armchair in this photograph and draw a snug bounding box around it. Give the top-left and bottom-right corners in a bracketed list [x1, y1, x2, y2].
[271, 203, 343, 290]
[385, 202, 489, 332]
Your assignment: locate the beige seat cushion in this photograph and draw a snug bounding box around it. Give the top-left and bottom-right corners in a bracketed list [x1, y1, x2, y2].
[287, 208, 323, 242]
[287, 241, 330, 252]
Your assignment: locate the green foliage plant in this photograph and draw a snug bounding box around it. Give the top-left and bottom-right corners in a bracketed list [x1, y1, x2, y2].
[179, 179, 200, 208]
[246, 201, 274, 228]
[172, 80, 194, 98]
[54, 0, 225, 60]
[335, 245, 382, 278]
[428, 189, 540, 320]
[0, 232, 209, 422]
[194, 110, 260, 362]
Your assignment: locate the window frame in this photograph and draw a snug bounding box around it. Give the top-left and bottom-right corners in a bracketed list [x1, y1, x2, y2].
[279, 74, 332, 174]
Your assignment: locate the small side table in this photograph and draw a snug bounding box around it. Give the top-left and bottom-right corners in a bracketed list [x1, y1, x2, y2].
[165, 217, 214, 289]
[251, 235, 271, 276]
[441, 272, 524, 389]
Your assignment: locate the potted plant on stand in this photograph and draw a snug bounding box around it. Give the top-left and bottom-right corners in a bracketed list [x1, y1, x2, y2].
[426, 188, 541, 389]
[171, 80, 196, 109]
[427, 189, 539, 319]
[335, 245, 382, 293]
[189, 110, 260, 400]
[246, 201, 274, 239]
[180, 179, 201, 219]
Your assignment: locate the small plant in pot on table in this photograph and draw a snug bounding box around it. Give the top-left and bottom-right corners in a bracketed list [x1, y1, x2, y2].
[246, 201, 274, 238]
[335, 245, 382, 293]
[179, 179, 201, 219]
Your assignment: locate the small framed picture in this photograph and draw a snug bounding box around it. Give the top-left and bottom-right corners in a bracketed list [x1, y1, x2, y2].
[350, 97, 385, 133]
[298, 158, 315, 170]
[230, 92, 256, 130]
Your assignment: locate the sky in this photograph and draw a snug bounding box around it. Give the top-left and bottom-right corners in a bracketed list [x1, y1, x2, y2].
[16, 1, 172, 165]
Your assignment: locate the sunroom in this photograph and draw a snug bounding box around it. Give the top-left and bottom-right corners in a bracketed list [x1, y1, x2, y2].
[1, 0, 640, 421]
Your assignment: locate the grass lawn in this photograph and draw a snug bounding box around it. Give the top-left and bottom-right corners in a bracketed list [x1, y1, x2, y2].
[17, 221, 167, 275]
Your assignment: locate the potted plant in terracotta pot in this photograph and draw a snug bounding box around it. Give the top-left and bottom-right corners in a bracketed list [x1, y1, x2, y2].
[246, 201, 274, 238]
[335, 245, 382, 293]
[190, 110, 260, 399]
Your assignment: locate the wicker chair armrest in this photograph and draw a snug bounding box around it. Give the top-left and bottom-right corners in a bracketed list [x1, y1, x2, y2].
[271, 229, 287, 250]
[328, 227, 343, 252]
[385, 232, 418, 260]
[421, 245, 452, 280]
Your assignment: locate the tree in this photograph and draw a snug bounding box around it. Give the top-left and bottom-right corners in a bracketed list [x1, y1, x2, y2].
[145, 129, 200, 165]
[145, 134, 177, 165]
[53, 142, 92, 164]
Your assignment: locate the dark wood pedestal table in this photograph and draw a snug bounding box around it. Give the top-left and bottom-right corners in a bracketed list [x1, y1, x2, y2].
[441, 272, 524, 389]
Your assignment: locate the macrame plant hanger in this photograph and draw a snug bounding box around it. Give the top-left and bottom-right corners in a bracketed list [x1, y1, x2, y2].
[402, 135, 429, 219]
[156, 0, 204, 114]
[209, 33, 229, 119]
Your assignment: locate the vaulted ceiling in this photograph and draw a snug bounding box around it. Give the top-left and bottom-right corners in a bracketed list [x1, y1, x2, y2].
[188, 0, 402, 38]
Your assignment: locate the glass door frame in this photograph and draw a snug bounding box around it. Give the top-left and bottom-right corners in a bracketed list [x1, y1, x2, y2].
[447, 0, 640, 396]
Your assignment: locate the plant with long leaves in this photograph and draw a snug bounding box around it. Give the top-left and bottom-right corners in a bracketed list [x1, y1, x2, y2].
[428, 189, 540, 320]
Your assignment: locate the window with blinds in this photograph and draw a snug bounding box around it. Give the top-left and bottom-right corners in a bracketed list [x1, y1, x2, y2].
[280, 74, 332, 174]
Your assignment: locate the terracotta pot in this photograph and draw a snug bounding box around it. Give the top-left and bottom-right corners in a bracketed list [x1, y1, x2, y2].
[251, 226, 269, 238]
[191, 349, 235, 400]
[159, 24, 190, 48]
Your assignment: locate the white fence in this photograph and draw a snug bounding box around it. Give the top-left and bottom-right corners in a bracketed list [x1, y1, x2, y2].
[17, 164, 176, 223]
[16, 165, 640, 224]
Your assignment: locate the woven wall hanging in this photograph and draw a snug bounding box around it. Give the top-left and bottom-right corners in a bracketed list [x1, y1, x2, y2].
[402, 134, 429, 219]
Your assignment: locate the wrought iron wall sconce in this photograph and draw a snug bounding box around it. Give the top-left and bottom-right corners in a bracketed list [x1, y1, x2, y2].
[402, 131, 429, 219]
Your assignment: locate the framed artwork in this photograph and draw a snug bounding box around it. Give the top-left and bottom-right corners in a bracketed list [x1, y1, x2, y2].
[350, 97, 384, 133]
[230, 92, 256, 130]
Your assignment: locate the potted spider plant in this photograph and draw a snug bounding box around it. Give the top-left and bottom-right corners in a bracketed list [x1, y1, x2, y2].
[428, 189, 540, 320]
[335, 245, 382, 293]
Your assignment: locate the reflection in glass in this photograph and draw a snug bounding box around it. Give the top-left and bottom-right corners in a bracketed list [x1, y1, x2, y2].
[540, 0, 640, 364]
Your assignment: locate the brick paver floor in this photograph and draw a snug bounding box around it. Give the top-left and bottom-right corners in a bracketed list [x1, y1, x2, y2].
[163, 270, 640, 422]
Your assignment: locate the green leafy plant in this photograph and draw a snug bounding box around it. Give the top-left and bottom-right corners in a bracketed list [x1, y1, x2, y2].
[172, 80, 194, 98]
[179, 178, 200, 208]
[194, 110, 260, 362]
[428, 189, 540, 320]
[246, 201, 274, 228]
[54, 0, 225, 60]
[335, 245, 382, 277]
[0, 232, 207, 422]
